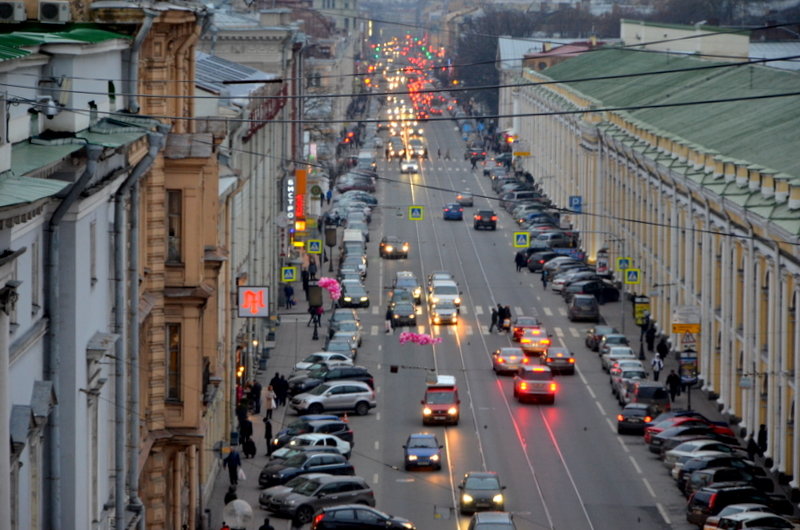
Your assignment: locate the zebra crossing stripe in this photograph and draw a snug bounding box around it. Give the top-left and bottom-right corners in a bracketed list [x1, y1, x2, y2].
[371, 325, 379, 336]
[543, 307, 553, 316]
[474, 305, 484, 316]
[554, 327, 564, 337]
[570, 328, 580, 338]
[514, 306, 524, 316]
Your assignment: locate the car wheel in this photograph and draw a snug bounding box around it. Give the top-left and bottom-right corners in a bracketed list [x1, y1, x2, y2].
[617, 426, 624, 435]
[513, 388, 518, 397]
[295, 505, 314, 524]
[355, 401, 369, 416]
[307, 403, 323, 414]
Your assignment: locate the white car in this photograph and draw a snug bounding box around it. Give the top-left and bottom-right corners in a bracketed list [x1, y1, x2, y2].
[400, 159, 420, 173]
[428, 280, 462, 308]
[293, 352, 353, 372]
[281, 433, 352, 459]
[601, 345, 636, 371]
[664, 439, 747, 471]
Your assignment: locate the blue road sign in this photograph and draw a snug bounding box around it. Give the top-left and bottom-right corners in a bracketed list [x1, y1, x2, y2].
[307, 240, 323, 254]
[568, 195, 582, 213]
[625, 268, 641, 285]
[513, 232, 530, 248]
[477, 122, 485, 132]
[281, 266, 297, 282]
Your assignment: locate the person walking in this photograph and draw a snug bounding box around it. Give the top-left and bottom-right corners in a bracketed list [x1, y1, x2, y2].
[470, 156, 478, 170]
[277, 374, 289, 406]
[489, 306, 499, 333]
[651, 354, 664, 382]
[250, 380, 263, 414]
[263, 385, 277, 420]
[258, 518, 275, 530]
[747, 434, 760, 461]
[301, 269, 310, 300]
[283, 284, 295, 309]
[224, 486, 237, 505]
[666, 370, 681, 403]
[541, 269, 549, 289]
[308, 259, 318, 280]
[645, 324, 656, 353]
[514, 252, 525, 272]
[437, 148, 441, 159]
[307, 305, 318, 327]
[264, 418, 273, 456]
[640, 311, 651, 340]
[239, 418, 253, 446]
[385, 306, 393, 333]
[325, 188, 332, 205]
[502, 306, 512, 332]
[656, 337, 670, 360]
[223, 447, 242, 486]
[757, 424, 767, 456]
[314, 306, 324, 326]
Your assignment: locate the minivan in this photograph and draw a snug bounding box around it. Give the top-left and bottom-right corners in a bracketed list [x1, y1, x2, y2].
[567, 294, 600, 322]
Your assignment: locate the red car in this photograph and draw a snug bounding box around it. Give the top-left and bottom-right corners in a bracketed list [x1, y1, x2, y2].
[643, 416, 734, 444]
[512, 316, 542, 342]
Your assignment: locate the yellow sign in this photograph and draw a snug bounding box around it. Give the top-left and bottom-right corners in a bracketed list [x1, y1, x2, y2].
[408, 205, 424, 221]
[616, 257, 633, 271]
[306, 240, 323, 254]
[513, 151, 530, 156]
[281, 266, 297, 282]
[624, 268, 641, 285]
[513, 232, 530, 248]
[672, 323, 701, 334]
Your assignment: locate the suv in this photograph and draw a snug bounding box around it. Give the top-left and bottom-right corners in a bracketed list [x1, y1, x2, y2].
[258, 452, 355, 488]
[629, 381, 671, 414]
[686, 483, 774, 526]
[393, 271, 422, 304]
[428, 279, 462, 308]
[291, 380, 377, 416]
[473, 210, 497, 230]
[288, 365, 374, 395]
[567, 294, 600, 322]
[272, 417, 354, 450]
[266, 475, 375, 523]
[311, 505, 416, 529]
[513, 366, 556, 404]
[422, 375, 460, 425]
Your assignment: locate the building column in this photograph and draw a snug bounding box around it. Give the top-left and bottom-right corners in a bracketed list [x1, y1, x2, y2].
[0, 281, 20, 530]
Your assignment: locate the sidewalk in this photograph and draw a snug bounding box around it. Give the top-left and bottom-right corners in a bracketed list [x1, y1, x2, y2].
[207, 298, 324, 530]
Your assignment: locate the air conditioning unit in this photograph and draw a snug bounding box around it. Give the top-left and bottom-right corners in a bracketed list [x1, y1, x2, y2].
[39, 0, 69, 23]
[0, 1, 26, 22]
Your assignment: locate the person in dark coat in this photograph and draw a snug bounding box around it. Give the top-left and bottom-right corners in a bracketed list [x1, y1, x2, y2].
[258, 518, 275, 530]
[502, 306, 512, 331]
[645, 325, 656, 352]
[235, 400, 249, 426]
[224, 486, 237, 505]
[656, 338, 670, 360]
[665, 370, 681, 403]
[275, 374, 288, 406]
[243, 436, 257, 458]
[250, 381, 263, 414]
[514, 252, 526, 272]
[308, 260, 318, 280]
[757, 424, 767, 456]
[239, 418, 253, 444]
[283, 284, 295, 309]
[747, 434, 759, 461]
[223, 448, 242, 485]
[301, 269, 310, 299]
[541, 269, 549, 288]
[489, 307, 499, 333]
[264, 418, 273, 456]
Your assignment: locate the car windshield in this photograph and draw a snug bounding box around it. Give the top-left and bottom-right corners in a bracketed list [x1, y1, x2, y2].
[409, 437, 438, 448]
[285, 475, 312, 489]
[293, 479, 321, 496]
[326, 343, 350, 352]
[622, 371, 647, 379]
[302, 354, 323, 363]
[396, 279, 418, 289]
[520, 370, 551, 381]
[394, 303, 415, 313]
[434, 301, 457, 311]
[283, 453, 309, 467]
[285, 422, 311, 435]
[464, 476, 500, 490]
[426, 391, 456, 404]
[306, 367, 330, 378]
[308, 383, 332, 396]
[434, 285, 458, 295]
[516, 317, 539, 326]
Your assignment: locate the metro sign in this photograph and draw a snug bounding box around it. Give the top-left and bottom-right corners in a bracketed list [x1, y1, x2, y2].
[238, 286, 269, 318]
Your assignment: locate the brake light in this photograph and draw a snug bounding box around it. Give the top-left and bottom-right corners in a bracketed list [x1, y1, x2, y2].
[313, 513, 325, 525]
[568, 358, 575, 363]
[549, 383, 557, 392]
[521, 357, 529, 364]
[542, 339, 551, 346]
[519, 382, 528, 390]
[617, 414, 624, 421]
[545, 357, 552, 363]
[491, 216, 498, 221]
[644, 416, 652, 423]
[707, 492, 718, 510]
[532, 366, 546, 371]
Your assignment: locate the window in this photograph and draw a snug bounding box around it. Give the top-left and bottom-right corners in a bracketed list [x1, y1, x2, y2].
[166, 323, 182, 401]
[167, 190, 182, 263]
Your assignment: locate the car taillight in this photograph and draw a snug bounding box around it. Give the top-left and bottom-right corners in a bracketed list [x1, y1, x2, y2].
[521, 357, 529, 364]
[491, 216, 497, 221]
[313, 513, 325, 525]
[568, 358, 575, 363]
[519, 382, 528, 390]
[549, 383, 557, 392]
[617, 414, 624, 421]
[707, 492, 717, 510]
[644, 416, 652, 423]
[542, 339, 551, 346]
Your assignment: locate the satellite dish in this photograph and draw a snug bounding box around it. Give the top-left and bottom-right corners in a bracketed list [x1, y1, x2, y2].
[222, 499, 253, 529]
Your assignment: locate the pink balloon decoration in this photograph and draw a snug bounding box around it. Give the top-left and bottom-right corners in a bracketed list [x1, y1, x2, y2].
[317, 277, 341, 300]
[397, 331, 442, 345]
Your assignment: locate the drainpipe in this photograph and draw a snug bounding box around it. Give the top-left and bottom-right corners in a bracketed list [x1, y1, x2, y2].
[126, 9, 158, 114]
[45, 143, 103, 530]
[115, 126, 168, 530]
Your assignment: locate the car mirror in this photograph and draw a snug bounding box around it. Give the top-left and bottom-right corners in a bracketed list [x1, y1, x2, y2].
[501, 485, 507, 490]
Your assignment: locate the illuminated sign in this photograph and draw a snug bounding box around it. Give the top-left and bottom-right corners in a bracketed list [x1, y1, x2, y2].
[237, 286, 269, 318]
[285, 176, 295, 226]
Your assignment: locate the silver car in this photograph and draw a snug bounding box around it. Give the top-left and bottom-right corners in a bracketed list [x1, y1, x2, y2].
[259, 473, 327, 509]
[492, 347, 528, 375]
[291, 380, 376, 416]
[266, 474, 375, 523]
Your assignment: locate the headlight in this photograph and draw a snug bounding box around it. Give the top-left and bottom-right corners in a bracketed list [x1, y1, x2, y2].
[447, 407, 458, 415]
[402, 244, 409, 251]
[462, 494, 474, 504]
[422, 407, 432, 415]
[493, 493, 504, 504]
[409, 314, 415, 319]
[344, 297, 352, 302]
[454, 298, 461, 305]
[402, 523, 414, 529]
[386, 245, 394, 252]
[360, 296, 368, 301]
[430, 454, 439, 461]
[434, 316, 440, 323]
[431, 296, 439, 303]
[407, 454, 418, 461]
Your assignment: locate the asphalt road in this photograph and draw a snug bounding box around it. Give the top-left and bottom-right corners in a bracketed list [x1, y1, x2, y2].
[316, 117, 699, 530]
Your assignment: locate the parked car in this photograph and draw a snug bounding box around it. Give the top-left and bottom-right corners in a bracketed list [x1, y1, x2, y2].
[567, 294, 600, 322]
[311, 504, 416, 529]
[701, 503, 774, 530]
[711, 511, 797, 529]
[664, 439, 747, 471]
[294, 352, 354, 372]
[258, 452, 355, 488]
[563, 279, 620, 304]
[686, 483, 787, 527]
[265, 474, 375, 524]
[290, 380, 377, 416]
[271, 416, 353, 450]
[585, 325, 618, 351]
[283, 433, 352, 459]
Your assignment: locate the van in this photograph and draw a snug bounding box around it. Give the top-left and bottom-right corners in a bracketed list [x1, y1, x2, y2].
[630, 381, 671, 414]
[356, 151, 377, 171]
[422, 375, 460, 425]
[428, 280, 462, 308]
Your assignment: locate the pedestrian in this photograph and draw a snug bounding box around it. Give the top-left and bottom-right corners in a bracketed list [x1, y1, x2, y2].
[223, 447, 242, 486]
[239, 418, 253, 444]
[276, 374, 289, 406]
[235, 399, 248, 426]
[264, 418, 273, 456]
[445, 149, 451, 160]
[243, 435, 257, 458]
[314, 306, 324, 326]
[651, 354, 664, 382]
[541, 269, 549, 288]
[747, 434, 759, 461]
[385, 306, 393, 333]
[640, 311, 651, 340]
[308, 259, 318, 280]
[326, 188, 332, 204]
[250, 380, 263, 414]
[437, 148, 441, 159]
[489, 306, 499, 333]
[307, 305, 318, 327]
[283, 284, 295, 309]
[645, 325, 656, 353]
[514, 252, 525, 272]
[656, 337, 669, 360]
[263, 385, 277, 420]
[502, 306, 512, 332]
[301, 269, 310, 299]
[757, 424, 767, 456]
[258, 518, 276, 530]
[221, 522, 230, 530]
[665, 370, 681, 403]
[470, 157, 477, 170]
[224, 486, 237, 505]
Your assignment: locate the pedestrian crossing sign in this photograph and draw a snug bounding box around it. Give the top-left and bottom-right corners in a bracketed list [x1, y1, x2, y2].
[307, 239, 323, 254]
[624, 268, 641, 285]
[281, 266, 297, 282]
[616, 257, 633, 271]
[408, 206, 424, 221]
[513, 232, 529, 248]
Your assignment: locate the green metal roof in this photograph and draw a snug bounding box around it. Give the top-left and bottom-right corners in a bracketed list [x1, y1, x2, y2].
[540, 47, 800, 176]
[11, 142, 84, 176]
[0, 173, 69, 208]
[0, 26, 129, 62]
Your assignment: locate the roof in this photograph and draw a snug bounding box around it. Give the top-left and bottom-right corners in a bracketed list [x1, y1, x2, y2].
[539, 47, 800, 176]
[497, 36, 576, 70]
[195, 51, 278, 103]
[749, 42, 800, 71]
[0, 27, 129, 63]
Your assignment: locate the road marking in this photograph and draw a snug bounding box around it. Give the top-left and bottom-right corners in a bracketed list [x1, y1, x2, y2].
[617, 436, 630, 453]
[629, 455, 642, 474]
[375, 412, 381, 421]
[417, 325, 425, 333]
[374, 440, 379, 451]
[643, 479, 656, 498]
[656, 502, 671, 524]
[460, 305, 468, 315]
[586, 386, 596, 399]
[558, 307, 567, 317]
[371, 325, 378, 335]
[464, 325, 473, 335]
[570, 327, 580, 338]
[514, 306, 523, 316]
[474, 305, 484, 316]
[578, 369, 588, 386]
[542, 307, 553, 316]
[595, 401, 606, 415]
[554, 327, 564, 337]
[373, 473, 379, 485]
[371, 306, 379, 315]
[378, 344, 382, 352]
[480, 325, 489, 335]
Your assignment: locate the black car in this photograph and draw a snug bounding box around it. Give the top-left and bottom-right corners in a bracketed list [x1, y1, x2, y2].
[617, 403, 658, 434]
[258, 452, 355, 488]
[272, 417, 354, 450]
[526, 251, 559, 272]
[311, 504, 416, 529]
[562, 279, 620, 304]
[465, 147, 486, 160]
[650, 425, 734, 454]
[584, 325, 618, 351]
[391, 302, 417, 328]
[473, 210, 497, 230]
[339, 282, 370, 308]
[379, 236, 409, 259]
[686, 483, 793, 526]
[288, 366, 374, 396]
[676, 454, 770, 494]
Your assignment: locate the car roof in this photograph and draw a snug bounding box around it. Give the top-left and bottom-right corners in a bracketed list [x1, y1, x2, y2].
[472, 511, 514, 522]
[573, 294, 596, 300]
[395, 271, 417, 279]
[623, 403, 654, 411]
[409, 432, 437, 440]
[497, 347, 524, 354]
[465, 471, 500, 479]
